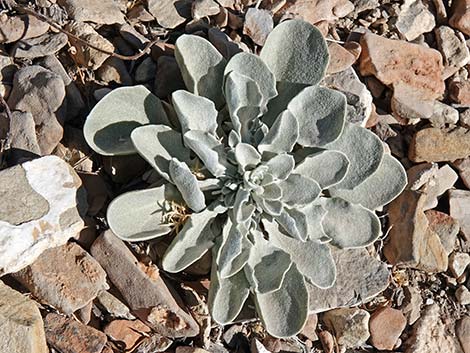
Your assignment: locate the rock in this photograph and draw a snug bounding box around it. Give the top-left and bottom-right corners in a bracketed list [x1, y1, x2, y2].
[449, 189, 470, 240]
[456, 286, 470, 305]
[326, 42, 357, 74]
[127, 5, 155, 22]
[435, 26, 470, 78]
[409, 128, 470, 163]
[323, 67, 373, 126]
[400, 286, 423, 325]
[369, 307, 406, 350]
[405, 304, 464, 353]
[423, 164, 458, 210]
[449, 252, 470, 278]
[323, 308, 370, 350]
[148, 0, 190, 29]
[425, 210, 459, 255]
[0, 14, 49, 43]
[57, 0, 125, 24]
[0, 156, 84, 275]
[12, 242, 107, 314]
[90, 230, 199, 338]
[104, 319, 151, 350]
[300, 314, 318, 341]
[154, 56, 186, 98]
[318, 330, 335, 353]
[66, 21, 115, 70]
[119, 23, 149, 50]
[359, 33, 445, 100]
[208, 28, 244, 59]
[395, 0, 435, 41]
[308, 248, 389, 312]
[279, 0, 354, 25]
[96, 290, 135, 320]
[453, 157, 470, 189]
[0, 281, 48, 353]
[243, 8, 273, 46]
[456, 316, 470, 353]
[135, 334, 173, 353]
[7, 65, 65, 154]
[96, 57, 132, 85]
[450, 80, 470, 105]
[176, 348, 211, 353]
[251, 339, 271, 353]
[11, 32, 68, 59]
[192, 0, 220, 19]
[5, 111, 41, 155]
[450, 0, 470, 36]
[135, 57, 157, 83]
[44, 313, 107, 353]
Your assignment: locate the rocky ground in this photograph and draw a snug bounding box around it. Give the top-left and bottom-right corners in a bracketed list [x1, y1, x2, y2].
[0, 0, 469, 352]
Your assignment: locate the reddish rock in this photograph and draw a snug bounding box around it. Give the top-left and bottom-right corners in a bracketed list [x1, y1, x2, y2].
[104, 319, 151, 350]
[450, 0, 470, 36]
[327, 42, 357, 74]
[300, 313, 318, 341]
[456, 316, 470, 353]
[44, 313, 107, 353]
[369, 307, 406, 350]
[450, 80, 470, 105]
[453, 157, 470, 189]
[277, 0, 354, 25]
[359, 33, 445, 100]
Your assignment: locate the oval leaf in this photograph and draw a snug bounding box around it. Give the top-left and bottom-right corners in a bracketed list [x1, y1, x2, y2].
[169, 158, 206, 212]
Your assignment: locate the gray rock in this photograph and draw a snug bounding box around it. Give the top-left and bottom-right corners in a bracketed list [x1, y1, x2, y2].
[308, 247, 389, 312]
[90, 230, 200, 338]
[7, 65, 65, 155]
[396, 0, 435, 41]
[449, 252, 470, 278]
[134, 334, 173, 353]
[0, 156, 85, 275]
[13, 242, 108, 314]
[435, 25, 470, 78]
[154, 56, 185, 98]
[119, 23, 149, 50]
[461, 109, 470, 128]
[11, 32, 68, 59]
[456, 316, 470, 353]
[449, 189, 470, 240]
[0, 14, 49, 44]
[0, 282, 48, 353]
[5, 111, 41, 155]
[243, 8, 273, 46]
[425, 210, 459, 255]
[208, 28, 244, 59]
[135, 57, 157, 83]
[192, 0, 220, 19]
[57, 0, 125, 24]
[96, 291, 135, 320]
[148, 0, 191, 29]
[323, 308, 370, 350]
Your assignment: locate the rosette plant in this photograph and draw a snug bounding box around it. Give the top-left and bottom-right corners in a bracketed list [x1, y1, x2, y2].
[84, 20, 407, 337]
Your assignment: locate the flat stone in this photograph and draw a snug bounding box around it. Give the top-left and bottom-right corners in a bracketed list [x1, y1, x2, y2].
[396, 0, 435, 41]
[7, 65, 65, 154]
[449, 252, 470, 278]
[453, 157, 470, 188]
[359, 33, 445, 100]
[243, 8, 273, 46]
[435, 26, 470, 78]
[456, 316, 470, 353]
[119, 23, 149, 50]
[127, 5, 155, 22]
[208, 28, 244, 59]
[450, 0, 470, 36]
[5, 111, 41, 155]
[66, 21, 114, 70]
[12, 32, 68, 59]
[449, 189, 470, 240]
[308, 247, 389, 312]
[456, 286, 470, 305]
[57, 0, 125, 24]
[192, 0, 220, 19]
[148, 0, 190, 29]
[278, 0, 354, 25]
[154, 56, 185, 99]
[0, 14, 49, 43]
[96, 57, 132, 85]
[0, 281, 48, 353]
[90, 230, 199, 338]
[176, 348, 211, 353]
[96, 290, 135, 320]
[450, 80, 470, 105]
[423, 164, 458, 210]
[323, 67, 372, 126]
[300, 314, 318, 341]
[44, 313, 107, 353]
[399, 286, 423, 325]
[135, 57, 157, 83]
[425, 210, 459, 255]
[323, 308, 370, 350]
[405, 304, 464, 353]
[104, 319, 151, 350]
[409, 128, 470, 163]
[134, 334, 173, 353]
[369, 307, 406, 350]
[0, 156, 84, 275]
[326, 42, 357, 74]
[13, 242, 108, 314]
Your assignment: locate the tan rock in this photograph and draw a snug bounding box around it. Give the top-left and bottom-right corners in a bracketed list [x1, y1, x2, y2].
[396, 0, 435, 41]
[300, 314, 318, 341]
[449, 189, 470, 240]
[369, 307, 406, 350]
[57, 0, 125, 25]
[0, 282, 48, 353]
[323, 308, 370, 350]
[243, 8, 273, 46]
[456, 316, 470, 353]
[425, 210, 459, 255]
[326, 42, 357, 74]
[176, 348, 211, 353]
[453, 157, 470, 188]
[409, 128, 470, 163]
[0, 14, 49, 44]
[449, 252, 470, 278]
[450, 0, 470, 36]
[148, 0, 189, 29]
[450, 80, 470, 105]
[456, 286, 470, 305]
[435, 26, 470, 78]
[399, 286, 422, 325]
[359, 33, 445, 100]
[278, 0, 354, 25]
[104, 320, 151, 350]
[192, 0, 220, 19]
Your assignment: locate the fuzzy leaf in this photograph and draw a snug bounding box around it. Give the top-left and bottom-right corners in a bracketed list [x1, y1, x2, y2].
[325, 122, 384, 189]
[131, 125, 190, 180]
[275, 207, 308, 241]
[184, 130, 231, 177]
[254, 196, 283, 216]
[172, 90, 218, 135]
[245, 237, 291, 294]
[107, 186, 172, 241]
[233, 188, 256, 223]
[235, 143, 262, 171]
[260, 183, 283, 201]
[321, 197, 381, 248]
[218, 217, 251, 278]
[279, 174, 321, 206]
[255, 263, 308, 338]
[162, 208, 219, 272]
[264, 154, 295, 180]
[287, 86, 346, 147]
[84, 86, 169, 156]
[169, 158, 206, 212]
[265, 220, 336, 288]
[294, 150, 350, 189]
[260, 19, 329, 86]
[175, 34, 227, 107]
[329, 154, 407, 210]
[302, 203, 329, 241]
[258, 111, 298, 154]
[224, 52, 277, 108]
